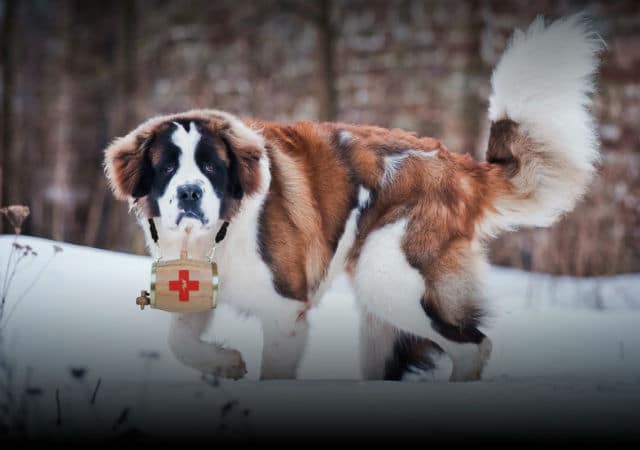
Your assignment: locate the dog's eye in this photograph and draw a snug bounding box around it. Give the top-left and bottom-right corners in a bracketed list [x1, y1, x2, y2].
[203, 163, 215, 174]
[163, 164, 176, 175]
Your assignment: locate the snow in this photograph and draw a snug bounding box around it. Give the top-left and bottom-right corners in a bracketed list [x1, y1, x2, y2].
[1, 235, 640, 440]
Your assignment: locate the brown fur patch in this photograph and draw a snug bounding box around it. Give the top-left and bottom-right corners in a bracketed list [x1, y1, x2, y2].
[256, 121, 357, 301]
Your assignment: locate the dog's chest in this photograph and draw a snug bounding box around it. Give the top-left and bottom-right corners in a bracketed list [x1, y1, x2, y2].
[213, 199, 283, 314]
[216, 247, 275, 313]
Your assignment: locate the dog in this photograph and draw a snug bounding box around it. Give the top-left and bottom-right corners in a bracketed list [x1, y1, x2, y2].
[104, 14, 602, 381]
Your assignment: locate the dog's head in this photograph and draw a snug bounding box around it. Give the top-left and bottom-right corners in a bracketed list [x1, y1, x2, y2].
[104, 110, 263, 237]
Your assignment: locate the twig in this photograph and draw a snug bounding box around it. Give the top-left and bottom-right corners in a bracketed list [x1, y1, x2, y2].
[90, 378, 102, 405]
[11, 250, 38, 277]
[1, 249, 28, 314]
[0, 252, 57, 330]
[0, 234, 18, 316]
[55, 388, 61, 427]
[111, 407, 130, 431]
[0, 347, 15, 432]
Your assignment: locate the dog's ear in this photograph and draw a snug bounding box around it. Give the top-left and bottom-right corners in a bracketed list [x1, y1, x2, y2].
[221, 136, 244, 200]
[104, 126, 157, 201]
[217, 121, 263, 199]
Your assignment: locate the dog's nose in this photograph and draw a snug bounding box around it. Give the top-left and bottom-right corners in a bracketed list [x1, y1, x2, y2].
[177, 184, 203, 203]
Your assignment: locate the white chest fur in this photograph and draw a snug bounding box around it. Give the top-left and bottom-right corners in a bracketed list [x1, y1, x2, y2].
[211, 156, 298, 319]
[214, 188, 278, 314]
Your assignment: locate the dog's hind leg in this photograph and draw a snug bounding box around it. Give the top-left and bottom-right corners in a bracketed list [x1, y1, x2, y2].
[351, 219, 492, 382]
[359, 311, 398, 380]
[360, 310, 445, 380]
[168, 311, 247, 379]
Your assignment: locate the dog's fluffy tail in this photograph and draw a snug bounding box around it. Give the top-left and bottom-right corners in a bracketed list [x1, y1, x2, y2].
[482, 14, 604, 234]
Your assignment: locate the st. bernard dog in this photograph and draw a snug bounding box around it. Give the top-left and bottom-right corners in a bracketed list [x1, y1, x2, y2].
[104, 15, 602, 380]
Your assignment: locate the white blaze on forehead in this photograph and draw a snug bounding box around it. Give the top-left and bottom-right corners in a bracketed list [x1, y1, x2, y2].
[171, 122, 203, 184]
[171, 122, 201, 156]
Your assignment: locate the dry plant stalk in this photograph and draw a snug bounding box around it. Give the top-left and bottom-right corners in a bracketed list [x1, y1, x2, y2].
[0, 206, 30, 235]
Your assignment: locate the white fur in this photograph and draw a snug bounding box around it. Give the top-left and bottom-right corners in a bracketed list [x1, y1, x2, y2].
[313, 188, 371, 303]
[483, 14, 603, 234]
[212, 155, 311, 379]
[313, 210, 358, 304]
[382, 154, 406, 186]
[359, 312, 398, 380]
[352, 219, 491, 381]
[167, 309, 246, 379]
[382, 149, 438, 186]
[338, 130, 354, 146]
[358, 186, 371, 209]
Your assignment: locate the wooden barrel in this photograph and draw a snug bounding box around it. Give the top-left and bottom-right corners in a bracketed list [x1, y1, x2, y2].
[149, 258, 218, 312]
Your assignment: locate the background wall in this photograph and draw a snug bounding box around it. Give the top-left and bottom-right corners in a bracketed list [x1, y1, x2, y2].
[0, 0, 638, 275]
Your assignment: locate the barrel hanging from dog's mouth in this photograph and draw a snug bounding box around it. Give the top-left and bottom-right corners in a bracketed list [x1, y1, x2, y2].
[135, 221, 226, 312]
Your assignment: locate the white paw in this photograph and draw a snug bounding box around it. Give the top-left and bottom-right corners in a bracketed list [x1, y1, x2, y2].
[448, 337, 492, 382]
[210, 349, 247, 380]
[479, 336, 493, 364]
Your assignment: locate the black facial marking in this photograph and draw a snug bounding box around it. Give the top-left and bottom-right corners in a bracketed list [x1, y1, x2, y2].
[152, 125, 182, 196]
[142, 123, 182, 216]
[194, 127, 232, 219]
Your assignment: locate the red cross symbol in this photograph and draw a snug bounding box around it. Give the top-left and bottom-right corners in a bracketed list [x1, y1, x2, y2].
[168, 270, 200, 302]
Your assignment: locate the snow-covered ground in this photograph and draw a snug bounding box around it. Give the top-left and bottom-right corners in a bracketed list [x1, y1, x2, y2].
[1, 235, 640, 440]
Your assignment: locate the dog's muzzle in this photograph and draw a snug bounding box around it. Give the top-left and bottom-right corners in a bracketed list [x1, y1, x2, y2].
[176, 183, 208, 225]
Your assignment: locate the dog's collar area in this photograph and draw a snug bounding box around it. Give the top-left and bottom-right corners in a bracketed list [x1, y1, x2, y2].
[147, 217, 229, 262]
[147, 217, 229, 244]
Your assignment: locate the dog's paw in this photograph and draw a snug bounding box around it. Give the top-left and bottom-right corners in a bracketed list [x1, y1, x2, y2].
[210, 349, 247, 380]
[448, 337, 492, 382]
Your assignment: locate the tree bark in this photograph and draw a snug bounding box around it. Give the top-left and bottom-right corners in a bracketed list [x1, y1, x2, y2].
[315, 0, 337, 121]
[50, 1, 73, 241]
[84, 0, 138, 247]
[1, 0, 17, 232]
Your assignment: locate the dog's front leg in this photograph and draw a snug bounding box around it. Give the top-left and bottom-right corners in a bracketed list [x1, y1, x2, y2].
[168, 311, 247, 379]
[259, 305, 309, 380]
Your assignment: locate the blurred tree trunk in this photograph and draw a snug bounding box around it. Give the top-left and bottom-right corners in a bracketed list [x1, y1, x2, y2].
[1, 0, 17, 233]
[85, 0, 138, 248]
[315, 0, 337, 121]
[50, 1, 73, 241]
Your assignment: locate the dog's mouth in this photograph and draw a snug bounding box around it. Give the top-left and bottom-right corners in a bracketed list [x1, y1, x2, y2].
[176, 210, 208, 226]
